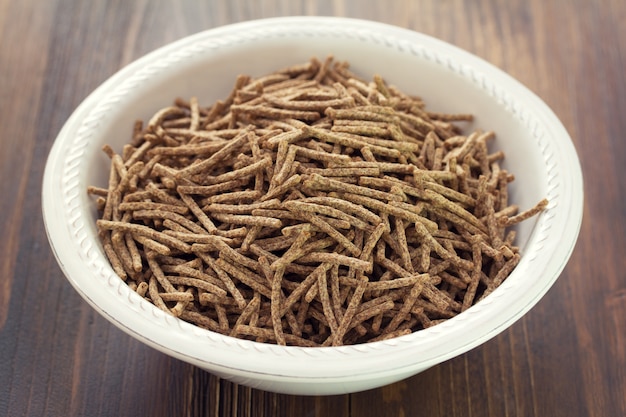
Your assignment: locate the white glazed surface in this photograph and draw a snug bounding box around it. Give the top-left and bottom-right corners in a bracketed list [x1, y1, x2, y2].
[42, 17, 583, 395]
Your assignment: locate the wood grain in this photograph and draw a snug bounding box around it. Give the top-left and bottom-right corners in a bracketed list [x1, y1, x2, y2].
[1, 0, 624, 416]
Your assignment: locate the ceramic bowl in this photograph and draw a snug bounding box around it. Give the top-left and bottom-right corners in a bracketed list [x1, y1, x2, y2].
[42, 17, 583, 395]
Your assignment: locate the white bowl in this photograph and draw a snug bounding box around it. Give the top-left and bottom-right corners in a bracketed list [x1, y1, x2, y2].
[42, 17, 583, 395]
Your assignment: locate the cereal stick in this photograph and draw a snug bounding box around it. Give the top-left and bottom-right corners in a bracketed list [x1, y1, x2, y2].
[146, 254, 177, 293]
[296, 212, 361, 256]
[302, 196, 382, 226]
[177, 178, 249, 197]
[111, 230, 135, 277]
[230, 292, 261, 338]
[232, 104, 321, 121]
[298, 252, 371, 272]
[292, 147, 352, 167]
[270, 229, 312, 270]
[413, 222, 474, 271]
[198, 252, 246, 309]
[498, 198, 548, 227]
[179, 193, 218, 233]
[118, 201, 189, 215]
[305, 174, 404, 202]
[384, 275, 428, 332]
[282, 200, 371, 231]
[148, 275, 170, 312]
[180, 310, 223, 333]
[302, 167, 380, 177]
[215, 258, 271, 298]
[98, 220, 191, 253]
[259, 174, 301, 202]
[204, 156, 272, 185]
[160, 264, 226, 289]
[133, 209, 207, 235]
[332, 275, 368, 346]
[205, 199, 281, 215]
[264, 95, 354, 111]
[177, 127, 252, 177]
[211, 213, 282, 229]
[423, 189, 485, 232]
[280, 263, 333, 316]
[201, 190, 263, 206]
[317, 268, 339, 335]
[482, 253, 521, 298]
[132, 235, 171, 256]
[101, 233, 127, 279]
[165, 276, 227, 297]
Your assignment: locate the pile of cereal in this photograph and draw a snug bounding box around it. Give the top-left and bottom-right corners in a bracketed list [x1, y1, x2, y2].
[88, 57, 547, 346]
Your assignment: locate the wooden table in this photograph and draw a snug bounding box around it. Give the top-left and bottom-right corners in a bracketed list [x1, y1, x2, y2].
[1, 1, 624, 416]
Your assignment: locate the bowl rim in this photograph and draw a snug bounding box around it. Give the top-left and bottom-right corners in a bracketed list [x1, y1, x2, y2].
[42, 16, 583, 383]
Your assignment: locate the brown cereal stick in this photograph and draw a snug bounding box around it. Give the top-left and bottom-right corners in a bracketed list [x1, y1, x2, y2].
[302, 167, 380, 177]
[118, 201, 189, 215]
[178, 193, 217, 233]
[148, 275, 170, 312]
[215, 258, 271, 298]
[177, 178, 249, 197]
[211, 213, 282, 229]
[272, 145, 298, 186]
[331, 275, 368, 346]
[230, 292, 262, 338]
[170, 287, 196, 318]
[305, 174, 404, 202]
[101, 233, 127, 279]
[294, 212, 360, 256]
[280, 263, 333, 316]
[421, 179, 477, 207]
[297, 252, 371, 272]
[205, 199, 281, 215]
[393, 217, 414, 273]
[123, 232, 142, 272]
[132, 235, 171, 256]
[383, 276, 428, 333]
[423, 189, 485, 232]
[176, 127, 252, 177]
[165, 276, 227, 298]
[143, 183, 185, 207]
[306, 126, 402, 158]
[232, 104, 321, 121]
[258, 174, 302, 202]
[146, 253, 177, 293]
[160, 264, 226, 289]
[302, 196, 382, 226]
[341, 193, 438, 233]
[235, 326, 320, 347]
[498, 198, 549, 227]
[201, 190, 263, 206]
[133, 209, 207, 235]
[270, 229, 313, 270]
[198, 252, 247, 309]
[482, 253, 521, 299]
[203, 156, 272, 185]
[264, 95, 354, 112]
[109, 227, 134, 276]
[192, 238, 257, 272]
[290, 145, 352, 164]
[146, 106, 185, 132]
[413, 222, 474, 271]
[282, 200, 371, 231]
[180, 310, 223, 333]
[98, 220, 191, 253]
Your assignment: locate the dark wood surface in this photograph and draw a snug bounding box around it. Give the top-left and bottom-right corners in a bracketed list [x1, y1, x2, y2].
[1, 0, 624, 416]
